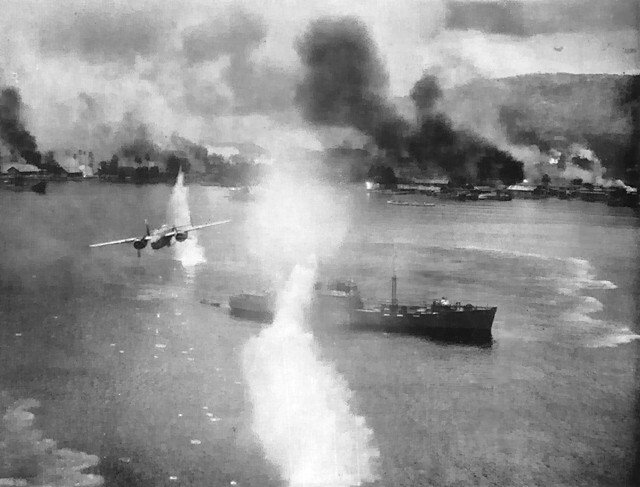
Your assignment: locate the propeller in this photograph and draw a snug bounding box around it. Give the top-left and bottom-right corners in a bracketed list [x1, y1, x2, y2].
[137, 219, 152, 258]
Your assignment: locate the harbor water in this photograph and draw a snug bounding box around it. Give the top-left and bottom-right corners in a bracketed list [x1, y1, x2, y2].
[0, 181, 639, 486]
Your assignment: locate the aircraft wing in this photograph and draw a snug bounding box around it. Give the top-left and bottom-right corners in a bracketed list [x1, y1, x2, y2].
[89, 236, 148, 248]
[174, 220, 232, 234]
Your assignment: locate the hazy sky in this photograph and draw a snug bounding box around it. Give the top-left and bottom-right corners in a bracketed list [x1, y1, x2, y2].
[0, 0, 637, 156]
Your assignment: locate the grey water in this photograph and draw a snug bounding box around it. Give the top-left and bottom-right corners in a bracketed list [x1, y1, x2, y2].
[1, 181, 639, 486]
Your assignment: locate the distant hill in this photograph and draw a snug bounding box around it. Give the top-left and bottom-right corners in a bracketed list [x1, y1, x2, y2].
[440, 73, 636, 180]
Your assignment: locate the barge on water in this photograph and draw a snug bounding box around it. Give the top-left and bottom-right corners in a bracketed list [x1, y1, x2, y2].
[228, 291, 276, 322]
[228, 279, 363, 323]
[349, 275, 496, 338]
[1, 178, 47, 194]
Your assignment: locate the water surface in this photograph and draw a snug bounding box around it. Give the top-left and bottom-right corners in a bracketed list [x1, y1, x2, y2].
[1, 182, 638, 486]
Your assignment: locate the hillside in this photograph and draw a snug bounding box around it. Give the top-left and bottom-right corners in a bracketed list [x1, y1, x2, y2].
[440, 73, 636, 180]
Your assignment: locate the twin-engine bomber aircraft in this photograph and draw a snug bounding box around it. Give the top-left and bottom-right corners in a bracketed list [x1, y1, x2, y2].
[90, 220, 231, 257]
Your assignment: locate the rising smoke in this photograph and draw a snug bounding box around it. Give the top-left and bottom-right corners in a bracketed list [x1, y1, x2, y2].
[442, 72, 640, 185]
[295, 17, 408, 155]
[182, 8, 295, 115]
[0, 87, 37, 160]
[117, 119, 161, 161]
[243, 264, 379, 487]
[296, 17, 524, 183]
[242, 160, 379, 486]
[1, 0, 635, 172]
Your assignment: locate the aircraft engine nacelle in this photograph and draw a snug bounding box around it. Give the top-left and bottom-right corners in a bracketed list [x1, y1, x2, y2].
[175, 231, 188, 242]
[133, 239, 147, 250]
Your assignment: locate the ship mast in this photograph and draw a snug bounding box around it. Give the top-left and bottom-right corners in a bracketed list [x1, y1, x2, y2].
[391, 247, 398, 308]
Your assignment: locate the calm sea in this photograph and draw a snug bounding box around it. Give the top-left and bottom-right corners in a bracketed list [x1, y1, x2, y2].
[0, 181, 639, 486]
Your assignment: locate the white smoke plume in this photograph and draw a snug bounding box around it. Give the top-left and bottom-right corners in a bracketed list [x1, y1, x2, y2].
[565, 143, 606, 183]
[243, 158, 348, 282]
[243, 264, 379, 487]
[242, 157, 379, 486]
[440, 90, 548, 179]
[167, 169, 206, 270]
[526, 143, 637, 188]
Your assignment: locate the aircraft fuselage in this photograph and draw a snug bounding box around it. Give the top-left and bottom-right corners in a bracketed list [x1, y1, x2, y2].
[150, 227, 177, 250]
[150, 235, 172, 249]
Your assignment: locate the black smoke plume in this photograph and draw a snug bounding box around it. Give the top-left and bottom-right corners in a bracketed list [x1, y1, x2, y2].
[0, 87, 37, 157]
[117, 122, 160, 161]
[406, 91, 523, 184]
[296, 18, 523, 184]
[411, 74, 442, 119]
[295, 17, 407, 154]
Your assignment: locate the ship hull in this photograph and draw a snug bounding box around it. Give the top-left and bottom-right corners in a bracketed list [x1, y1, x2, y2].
[227, 280, 361, 325]
[229, 307, 274, 323]
[228, 295, 356, 324]
[2, 180, 47, 193]
[349, 306, 496, 337]
[228, 294, 275, 323]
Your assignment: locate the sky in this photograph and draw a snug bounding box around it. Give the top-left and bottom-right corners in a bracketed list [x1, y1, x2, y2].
[0, 0, 637, 158]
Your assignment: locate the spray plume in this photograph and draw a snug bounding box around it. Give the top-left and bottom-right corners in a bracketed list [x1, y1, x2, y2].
[167, 169, 206, 270]
[242, 159, 379, 486]
[243, 264, 379, 486]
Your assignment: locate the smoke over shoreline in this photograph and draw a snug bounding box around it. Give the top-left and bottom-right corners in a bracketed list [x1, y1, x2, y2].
[442, 73, 640, 185]
[0, 2, 633, 183]
[0, 87, 38, 160]
[296, 17, 524, 183]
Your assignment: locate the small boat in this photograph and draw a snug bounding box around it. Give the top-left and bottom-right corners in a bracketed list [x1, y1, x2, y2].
[30, 181, 47, 194]
[477, 192, 512, 201]
[228, 291, 276, 322]
[1, 178, 47, 194]
[387, 200, 435, 207]
[227, 186, 255, 201]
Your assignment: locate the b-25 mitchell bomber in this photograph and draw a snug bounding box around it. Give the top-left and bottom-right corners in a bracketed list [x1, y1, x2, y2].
[90, 219, 231, 257]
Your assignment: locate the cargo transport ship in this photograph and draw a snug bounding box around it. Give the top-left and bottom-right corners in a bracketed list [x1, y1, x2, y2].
[349, 275, 496, 338]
